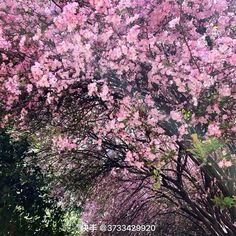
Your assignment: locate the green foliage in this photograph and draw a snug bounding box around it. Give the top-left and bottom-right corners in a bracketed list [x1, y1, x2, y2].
[212, 195, 236, 212]
[0, 129, 65, 236]
[219, 122, 229, 129]
[181, 109, 191, 121]
[27, 134, 42, 153]
[159, 149, 176, 162]
[151, 169, 161, 190]
[219, 96, 231, 108]
[187, 134, 224, 160]
[62, 209, 82, 236]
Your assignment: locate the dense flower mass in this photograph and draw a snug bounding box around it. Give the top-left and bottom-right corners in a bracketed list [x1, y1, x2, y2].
[1, 0, 235, 163]
[0, 0, 235, 235]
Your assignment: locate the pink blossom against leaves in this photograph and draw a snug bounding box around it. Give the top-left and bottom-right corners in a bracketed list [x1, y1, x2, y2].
[213, 104, 221, 115]
[1, 0, 236, 230]
[116, 109, 128, 122]
[36, 75, 50, 88]
[19, 35, 27, 51]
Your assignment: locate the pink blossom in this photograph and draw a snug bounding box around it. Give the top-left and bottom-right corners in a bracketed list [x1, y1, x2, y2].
[126, 26, 140, 43]
[218, 160, 232, 168]
[54, 2, 79, 32]
[89, 0, 110, 12]
[110, 168, 116, 176]
[218, 44, 228, 53]
[4, 76, 21, 95]
[46, 93, 54, 104]
[0, 0, 235, 213]
[178, 125, 187, 136]
[219, 85, 231, 97]
[88, 82, 97, 96]
[52, 135, 77, 152]
[131, 111, 141, 126]
[169, 17, 180, 28]
[170, 111, 182, 122]
[214, 0, 228, 12]
[31, 62, 43, 78]
[106, 119, 116, 131]
[144, 95, 154, 107]
[0, 34, 10, 48]
[207, 124, 221, 137]
[100, 84, 109, 101]
[231, 126, 236, 132]
[26, 84, 33, 93]
[19, 35, 26, 50]
[20, 108, 28, 121]
[229, 54, 236, 66]
[134, 161, 144, 169]
[125, 151, 133, 163]
[36, 75, 50, 88]
[117, 108, 128, 122]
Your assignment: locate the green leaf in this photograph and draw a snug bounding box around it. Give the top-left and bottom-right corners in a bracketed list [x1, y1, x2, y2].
[188, 134, 223, 160]
[212, 195, 236, 211]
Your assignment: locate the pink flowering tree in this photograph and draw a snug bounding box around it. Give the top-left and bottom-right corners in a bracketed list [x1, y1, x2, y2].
[0, 0, 236, 235]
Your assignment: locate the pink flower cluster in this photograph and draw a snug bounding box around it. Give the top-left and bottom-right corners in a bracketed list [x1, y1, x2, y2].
[207, 124, 222, 138]
[52, 135, 77, 152]
[0, 0, 235, 171]
[218, 160, 232, 168]
[89, 0, 110, 12]
[54, 2, 80, 32]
